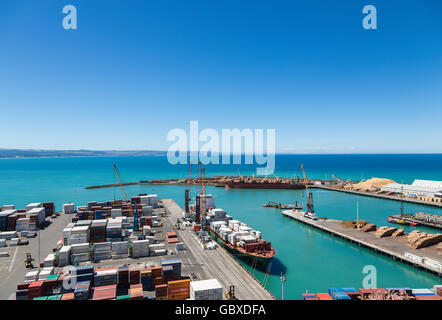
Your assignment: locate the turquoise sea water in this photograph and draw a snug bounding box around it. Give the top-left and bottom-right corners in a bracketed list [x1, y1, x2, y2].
[0, 154, 441, 299]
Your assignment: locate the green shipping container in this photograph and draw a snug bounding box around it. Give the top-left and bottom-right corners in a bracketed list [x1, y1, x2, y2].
[116, 295, 130, 300]
[33, 296, 48, 300]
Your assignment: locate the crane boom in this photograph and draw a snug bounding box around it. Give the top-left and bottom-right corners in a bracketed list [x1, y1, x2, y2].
[301, 164, 309, 194]
[113, 164, 128, 201]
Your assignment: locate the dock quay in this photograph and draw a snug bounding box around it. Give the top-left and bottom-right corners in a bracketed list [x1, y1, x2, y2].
[281, 210, 442, 277]
[312, 185, 442, 208]
[161, 199, 275, 300]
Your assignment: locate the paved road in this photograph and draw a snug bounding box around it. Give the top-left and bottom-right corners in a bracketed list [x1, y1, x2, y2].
[0, 212, 73, 300]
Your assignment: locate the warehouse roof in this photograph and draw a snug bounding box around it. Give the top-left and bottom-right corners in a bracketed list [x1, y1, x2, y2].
[412, 179, 442, 189]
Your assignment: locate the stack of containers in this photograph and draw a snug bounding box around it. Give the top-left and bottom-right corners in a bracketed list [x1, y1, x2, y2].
[69, 225, 90, 245]
[111, 241, 128, 259]
[0, 211, 10, 231]
[43, 254, 55, 267]
[94, 267, 118, 287]
[161, 259, 182, 279]
[148, 195, 158, 207]
[25, 203, 42, 212]
[0, 231, 17, 240]
[74, 281, 91, 300]
[43, 274, 60, 292]
[117, 266, 129, 287]
[140, 216, 152, 228]
[149, 244, 166, 256]
[25, 270, 40, 282]
[129, 284, 143, 300]
[91, 285, 117, 300]
[152, 267, 163, 288]
[43, 203, 55, 216]
[71, 243, 90, 263]
[155, 284, 168, 300]
[190, 279, 223, 300]
[70, 266, 94, 285]
[106, 219, 122, 242]
[141, 268, 152, 291]
[6, 213, 17, 231]
[131, 240, 150, 258]
[328, 288, 351, 300]
[168, 279, 191, 300]
[316, 293, 333, 300]
[62, 203, 75, 215]
[129, 267, 141, 285]
[57, 245, 71, 267]
[61, 293, 75, 300]
[93, 242, 111, 262]
[90, 220, 107, 243]
[141, 206, 153, 216]
[38, 267, 54, 280]
[16, 218, 30, 232]
[111, 208, 122, 218]
[28, 208, 45, 227]
[28, 281, 45, 299]
[163, 266, 174, 283]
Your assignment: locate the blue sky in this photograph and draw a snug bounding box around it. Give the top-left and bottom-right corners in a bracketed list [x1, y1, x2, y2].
[0, 0, 441, 153]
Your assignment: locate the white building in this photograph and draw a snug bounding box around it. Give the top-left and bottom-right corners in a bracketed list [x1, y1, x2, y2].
[381, 179, 442, 198]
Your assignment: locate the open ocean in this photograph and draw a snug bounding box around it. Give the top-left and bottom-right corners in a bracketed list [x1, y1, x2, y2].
[0, 154, 441, 299]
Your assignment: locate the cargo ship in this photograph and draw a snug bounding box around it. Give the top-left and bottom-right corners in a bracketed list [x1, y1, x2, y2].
[203, 208, 275, 269]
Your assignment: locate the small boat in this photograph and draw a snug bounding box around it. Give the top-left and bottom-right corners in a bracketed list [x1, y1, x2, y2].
[262, 201, 303, 210]
[387, 216, 419, 227]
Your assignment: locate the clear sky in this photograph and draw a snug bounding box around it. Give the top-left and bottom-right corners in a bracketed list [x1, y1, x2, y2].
[0, 0, 441, 153]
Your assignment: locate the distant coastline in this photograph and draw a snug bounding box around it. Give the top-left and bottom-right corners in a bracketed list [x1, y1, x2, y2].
[0, 149, 441, 159]
[0, 148, 167, 159]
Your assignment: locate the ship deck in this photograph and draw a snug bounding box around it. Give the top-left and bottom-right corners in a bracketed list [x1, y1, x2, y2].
[162, 199, 275, 300]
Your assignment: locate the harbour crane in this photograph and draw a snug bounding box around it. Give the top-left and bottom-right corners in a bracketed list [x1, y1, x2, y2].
[201, 167, 207, 229]
[185, 160, 192, 213]
[301, 164, 316, 219]
[113, 164, 139, 231]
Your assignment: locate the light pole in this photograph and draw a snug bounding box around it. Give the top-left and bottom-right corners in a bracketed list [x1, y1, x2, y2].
[280, 273, 286, 300]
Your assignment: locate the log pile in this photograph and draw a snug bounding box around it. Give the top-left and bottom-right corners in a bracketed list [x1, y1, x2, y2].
[375, 226, 397, 238]
[392, 229, 405, 237]
[408, 230, 442, 249]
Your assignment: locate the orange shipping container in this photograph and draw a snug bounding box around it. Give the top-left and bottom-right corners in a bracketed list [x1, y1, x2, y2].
[316, 293, 333, 300]
[168, 291, 190, 300]
[168, 279, 190, 289]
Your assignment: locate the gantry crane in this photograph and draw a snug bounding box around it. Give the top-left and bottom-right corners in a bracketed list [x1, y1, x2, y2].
[185, 161, 192, 213]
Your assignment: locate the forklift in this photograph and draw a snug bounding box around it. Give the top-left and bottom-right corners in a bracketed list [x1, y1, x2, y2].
[24, 253, 34, 269]
[225, 285, 238, 300]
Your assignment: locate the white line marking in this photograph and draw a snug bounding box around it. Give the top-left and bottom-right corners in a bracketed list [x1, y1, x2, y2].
[9, 247, 18, 272]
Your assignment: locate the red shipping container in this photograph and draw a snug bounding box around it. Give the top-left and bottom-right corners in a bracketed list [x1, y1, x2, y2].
[61, 293, 75, 300]
[316, 293, 333, 300]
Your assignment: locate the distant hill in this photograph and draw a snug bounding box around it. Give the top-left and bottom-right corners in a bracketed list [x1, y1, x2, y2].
[0, 149, 167, 158]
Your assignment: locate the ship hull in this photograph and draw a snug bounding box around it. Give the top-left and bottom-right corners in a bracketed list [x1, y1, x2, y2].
[226, 182, 305, 189]
[207, 227, 274, 271]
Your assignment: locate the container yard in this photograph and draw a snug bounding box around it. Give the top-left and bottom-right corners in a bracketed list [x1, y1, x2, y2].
[0, 195, 274, 300]
[302, 285, 442, 300]
[282, 209, 442, 276]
